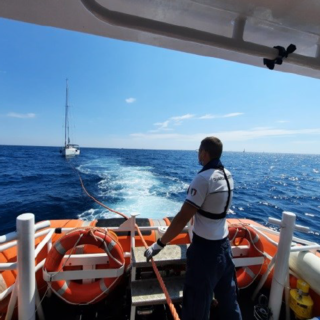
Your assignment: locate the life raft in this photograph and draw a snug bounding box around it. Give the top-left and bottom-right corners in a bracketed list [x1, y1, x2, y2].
[43, 228, 125, 304]
[228, 225, 265, 289]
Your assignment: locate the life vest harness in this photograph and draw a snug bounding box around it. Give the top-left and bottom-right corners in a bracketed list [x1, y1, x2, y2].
[43, 227, 125, 305]
[198, 164, 232, 220]
[228, 225, 265, 289]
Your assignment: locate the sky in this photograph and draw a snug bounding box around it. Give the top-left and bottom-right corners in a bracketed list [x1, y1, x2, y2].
[1, 18, 320, 154]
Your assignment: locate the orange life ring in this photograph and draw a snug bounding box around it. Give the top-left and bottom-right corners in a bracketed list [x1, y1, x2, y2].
[228, 226, 265, 289]
[43, 228, 125, 304]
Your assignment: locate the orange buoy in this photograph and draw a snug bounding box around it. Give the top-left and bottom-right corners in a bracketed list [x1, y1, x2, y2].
[44, 228, 125, 304]
[229, 226, 265, 289]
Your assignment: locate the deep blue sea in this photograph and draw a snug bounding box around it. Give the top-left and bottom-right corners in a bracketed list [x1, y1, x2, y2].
[0, 145, 319, 243]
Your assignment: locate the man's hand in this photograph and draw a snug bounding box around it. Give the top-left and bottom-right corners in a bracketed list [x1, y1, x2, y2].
[144, 239, 166, 261]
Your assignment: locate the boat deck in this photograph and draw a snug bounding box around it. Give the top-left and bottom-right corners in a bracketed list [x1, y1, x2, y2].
[40, 277, 289, 320]
[40, 244, 289, 319]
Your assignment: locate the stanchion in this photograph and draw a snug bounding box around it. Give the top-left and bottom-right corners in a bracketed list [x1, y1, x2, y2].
[17, 213, 35, 320]
[268, 211, 296, 320]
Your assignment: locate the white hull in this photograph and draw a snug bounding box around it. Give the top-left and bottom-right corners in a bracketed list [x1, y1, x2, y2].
[61, 145, 80, 157]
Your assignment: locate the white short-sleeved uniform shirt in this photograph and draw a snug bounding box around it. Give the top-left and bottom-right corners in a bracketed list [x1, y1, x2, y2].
[185, 166, 234, 240]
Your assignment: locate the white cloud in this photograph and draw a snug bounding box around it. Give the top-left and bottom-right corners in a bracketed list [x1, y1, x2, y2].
[171, 114, 195, 121]
[149, 128, 173, 133]
[215, 128, 320, 142]
[292, 140, 318, 144]
[198, 112, 243, 120]
[152, 114, 195, 131]
[151, 112, 243, 132]
[125, 98, 136, 104]
[154, 120, 170, 128]
[131, 127, 320, 142]
[152, 120, 171, 132]
[7, 112, 36, 119]
[198, 114, 217, 119]
[277, 120, 289, 123]
[223, 113, 243, 118]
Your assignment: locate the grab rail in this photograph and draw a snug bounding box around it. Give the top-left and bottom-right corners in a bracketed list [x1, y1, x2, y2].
[268, 217, 310, 233]
[0, 220, 50, 244]
[0, 228, 52, 252]
[250, 224, 318, 247]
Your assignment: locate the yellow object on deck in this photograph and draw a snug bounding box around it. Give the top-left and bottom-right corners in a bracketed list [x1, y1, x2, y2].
[289, 279, 314, 319]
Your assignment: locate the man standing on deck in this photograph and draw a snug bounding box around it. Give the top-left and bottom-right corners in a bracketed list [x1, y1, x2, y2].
[144, 136, 242, 320]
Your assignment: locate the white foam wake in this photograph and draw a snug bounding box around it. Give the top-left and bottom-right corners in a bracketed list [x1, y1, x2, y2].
[77, 157, 184, 220]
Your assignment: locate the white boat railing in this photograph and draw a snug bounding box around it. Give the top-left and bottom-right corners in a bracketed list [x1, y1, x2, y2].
[0, 221, 51, 244]
[17, 214, 36, 320]
[0, 212, 319, 320]
[252, 212, 320, 320]
[0, 216, 52, 310]
[0, 217, 56, 320]
[248, 225, 320, 259]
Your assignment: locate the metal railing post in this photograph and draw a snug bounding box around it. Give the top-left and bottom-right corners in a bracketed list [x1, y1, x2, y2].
[268, 211, 296, 320]
[17, 213, 35, 320]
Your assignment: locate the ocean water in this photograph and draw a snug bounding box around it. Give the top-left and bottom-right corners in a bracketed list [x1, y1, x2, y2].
[0, 145, 319, 243]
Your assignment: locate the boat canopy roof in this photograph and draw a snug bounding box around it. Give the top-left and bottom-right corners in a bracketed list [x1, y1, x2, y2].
[1, 0, 320, 79]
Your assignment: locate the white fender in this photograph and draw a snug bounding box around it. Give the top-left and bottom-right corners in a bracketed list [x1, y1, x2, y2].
[289, 251, 320, 295]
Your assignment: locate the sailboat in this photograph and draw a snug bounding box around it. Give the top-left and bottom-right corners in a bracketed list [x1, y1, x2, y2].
[1, 1, 320, 320]
[60, 79, 80, 157]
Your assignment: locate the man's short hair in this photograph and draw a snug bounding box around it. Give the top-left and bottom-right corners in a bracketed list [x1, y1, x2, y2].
[200, 136, 223, 159]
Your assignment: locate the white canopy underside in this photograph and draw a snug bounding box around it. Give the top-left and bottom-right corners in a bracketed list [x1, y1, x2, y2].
[1, 0, 320, 79]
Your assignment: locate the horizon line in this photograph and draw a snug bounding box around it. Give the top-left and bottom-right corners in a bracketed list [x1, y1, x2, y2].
[1, 144, 319, 156]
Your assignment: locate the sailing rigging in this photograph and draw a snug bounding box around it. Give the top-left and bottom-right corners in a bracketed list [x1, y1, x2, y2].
[60, 79, 80, 157]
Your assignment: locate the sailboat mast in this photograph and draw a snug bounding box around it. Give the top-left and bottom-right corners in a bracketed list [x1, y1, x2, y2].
[64, 79, 69, 147]
[61, 79, 79, 156]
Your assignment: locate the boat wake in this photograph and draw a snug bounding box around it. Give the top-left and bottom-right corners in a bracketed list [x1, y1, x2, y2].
[77, 157, 185, 220]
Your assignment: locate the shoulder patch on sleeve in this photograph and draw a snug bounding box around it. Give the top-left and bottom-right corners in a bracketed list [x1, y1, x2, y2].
[190, 188, 197, 196]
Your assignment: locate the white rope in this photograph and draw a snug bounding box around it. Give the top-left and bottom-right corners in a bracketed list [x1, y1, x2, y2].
[229, 223, 267, 290]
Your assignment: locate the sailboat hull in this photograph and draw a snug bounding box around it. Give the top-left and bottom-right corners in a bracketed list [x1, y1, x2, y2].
[61, 145, 80, 157]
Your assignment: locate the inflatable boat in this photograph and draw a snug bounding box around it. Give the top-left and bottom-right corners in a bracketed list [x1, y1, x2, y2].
[0, 213, 319, 319]
[1, 0, 320, 319]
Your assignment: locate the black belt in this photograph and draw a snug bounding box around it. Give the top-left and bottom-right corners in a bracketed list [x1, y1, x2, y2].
[192, 232, 228, 244]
